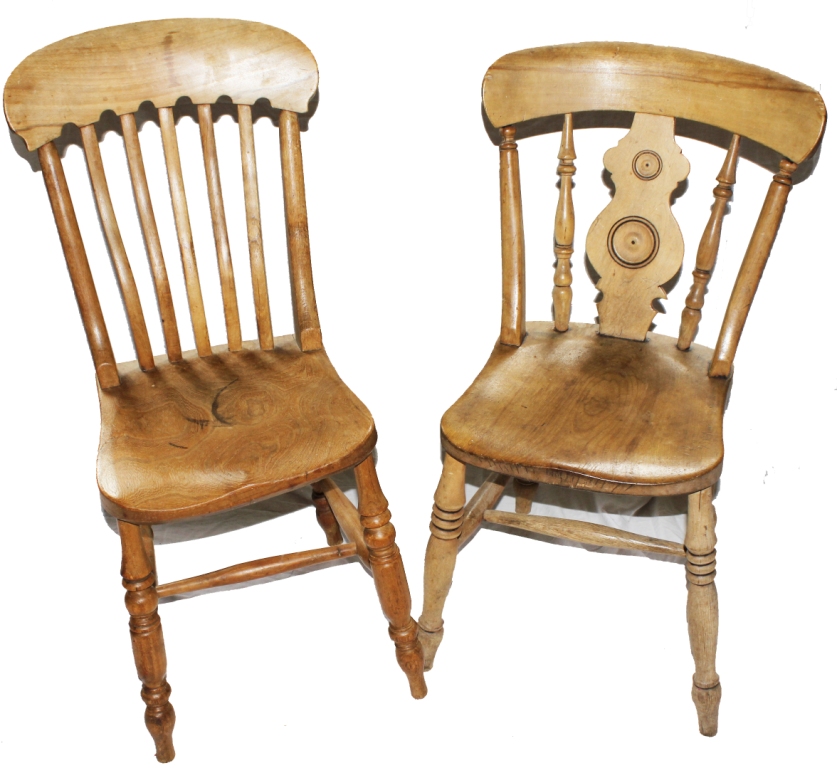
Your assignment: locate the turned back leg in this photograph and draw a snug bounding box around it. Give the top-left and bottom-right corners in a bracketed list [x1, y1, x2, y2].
[417, 454, 467, 670]
[685, 487, 721, 736]
[354, 457, 427, 699]
[118, 521, 176, 762]
[312, 487, 343, 546]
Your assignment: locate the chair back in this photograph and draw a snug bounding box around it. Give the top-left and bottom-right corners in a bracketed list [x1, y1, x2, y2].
[4, 19, 322, 388]
[482, 42, 826, 373]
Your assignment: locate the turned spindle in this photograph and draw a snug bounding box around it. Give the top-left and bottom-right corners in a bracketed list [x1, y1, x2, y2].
[418, 454, 467, 670]
[685, 487, 721, 736]
[553, 114, 576, 332]
[118, 520, 175, 762]
[355, 457, 427, 698]
[312, 488, 343, 546]
[678, 135, 740, 350]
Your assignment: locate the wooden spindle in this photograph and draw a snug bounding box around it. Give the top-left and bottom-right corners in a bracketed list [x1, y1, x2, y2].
[279, 110, 322, 352]
[198, 104, 241, 351]
[685, 487, 721, 736]
[499, 125, 526, 346]
[159, 107, 212, 357]
[678, 135, 741, 351]
[418, 453, 467, 670]
[81, 124, 155, 371]
[710, 159, 797, 377]
[121, 113, 182, 363]
[38, 142, 119, 388]
[238, 105, 274, 350]
[311, 487, 343, 546]
[553, 113, 576, 332]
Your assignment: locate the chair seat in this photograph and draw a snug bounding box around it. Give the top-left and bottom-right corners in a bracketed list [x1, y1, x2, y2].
[441, 322, 731, 495]
[97, 336, 376, 523]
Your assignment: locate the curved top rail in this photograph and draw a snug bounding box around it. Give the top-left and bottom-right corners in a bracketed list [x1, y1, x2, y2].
[5, 18, 319, 150]
[482, 42, 826, 163]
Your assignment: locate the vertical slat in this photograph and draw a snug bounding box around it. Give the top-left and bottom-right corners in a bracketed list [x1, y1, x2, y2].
[81, 124, 155, 371]
[238, 104, 273, 350]
[279, 110, 323, 352]
[121, 113, 182, 363]
[499, 126, 526, 346]
[198, 104, 241, 351]
[710, 159, 796, 377]
[159, 107, 212, 357]
[553, 114, 576, 332]
[678, 134, 741, 351]
[38, 142, 119, 388]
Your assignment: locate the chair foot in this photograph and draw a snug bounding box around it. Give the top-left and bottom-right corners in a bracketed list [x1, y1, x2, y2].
[143, 681, 176, 761]
[692, 681, 721, 736]
[417, 621, 444, 670]
[392, 621, 429, 699]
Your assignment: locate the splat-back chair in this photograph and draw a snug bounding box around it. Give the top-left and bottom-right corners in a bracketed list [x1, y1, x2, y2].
[417, 43, 826, 735]
[4, 19, 426, 762]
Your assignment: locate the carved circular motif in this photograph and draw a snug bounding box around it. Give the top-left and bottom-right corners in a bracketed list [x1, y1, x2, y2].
[608, 216, 660, 269]
[632, 150, 663, 180]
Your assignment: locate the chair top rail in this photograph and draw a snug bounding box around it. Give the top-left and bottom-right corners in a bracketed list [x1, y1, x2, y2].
[4, 18, 319, 151]
[482, 42, 826, 163]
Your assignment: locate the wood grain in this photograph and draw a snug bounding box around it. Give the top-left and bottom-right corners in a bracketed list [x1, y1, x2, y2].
[159, 107, 212, 357]
[499, 126, 526, 346]
[198, 104, 242, 351]
[5, 19, 318, 150]
[238, 104, 274, 350]
[482, 42, 825, 163]
[38, 142, 119, 388]
[442, 322, 729, 495]
[280, 110, 323, 351]
[552, 114, 576, 332]
[121, 113, 183, 363]
[586, 113, 690, 341]
[81, 124, 155, 370]
[98, 337, 376, 523]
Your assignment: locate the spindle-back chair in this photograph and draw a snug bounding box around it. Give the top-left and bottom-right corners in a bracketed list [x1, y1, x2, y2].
[4, 19, 426, 762]
[417, 42, 826, 736]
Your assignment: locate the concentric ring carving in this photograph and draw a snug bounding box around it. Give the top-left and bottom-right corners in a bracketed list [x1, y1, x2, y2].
[633, 150, 662, 180]
[607, 216, 660, 269]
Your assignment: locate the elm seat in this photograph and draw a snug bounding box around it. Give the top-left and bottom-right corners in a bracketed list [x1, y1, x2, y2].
[441, 322, 730, 496]
[98, 338, 376, 522]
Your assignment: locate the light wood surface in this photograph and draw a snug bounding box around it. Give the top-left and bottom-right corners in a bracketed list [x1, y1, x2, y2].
[552, 114, 575, 332]
[121, 112, 183, 363]
[482, 42, 826, 163]
[98, 337, 376, 523]
[586, 113, 690, 341]
[4, 19, 318, 150]
[441, 322, 729, 495]
[499, 126, 526, 346]
[678, 135, 741, 351]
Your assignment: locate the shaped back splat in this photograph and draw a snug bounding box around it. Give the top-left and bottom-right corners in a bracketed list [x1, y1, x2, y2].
[586, 113, 690, 340]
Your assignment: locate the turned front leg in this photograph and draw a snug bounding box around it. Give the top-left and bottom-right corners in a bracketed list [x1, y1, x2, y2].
[118, 521, 176, 762]
[685, 488, 721, 736]
[417, 454, 466, 670]
[354, 457, 427, 699]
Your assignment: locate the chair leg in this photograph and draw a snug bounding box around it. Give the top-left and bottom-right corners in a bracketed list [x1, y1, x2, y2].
[685, 487, 721, 736]
[417, 454, 466, 670]
[354, 457, 427, 699]
[118, 521, 176, 762]
[312, 487, 343, 546]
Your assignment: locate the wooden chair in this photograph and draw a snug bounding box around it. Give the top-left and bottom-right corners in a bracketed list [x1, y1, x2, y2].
[417, 43, 826, 735]
[4, 19, 426, 762]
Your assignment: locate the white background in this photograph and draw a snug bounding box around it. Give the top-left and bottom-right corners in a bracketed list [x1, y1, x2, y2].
[1, 2, 834, 766]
